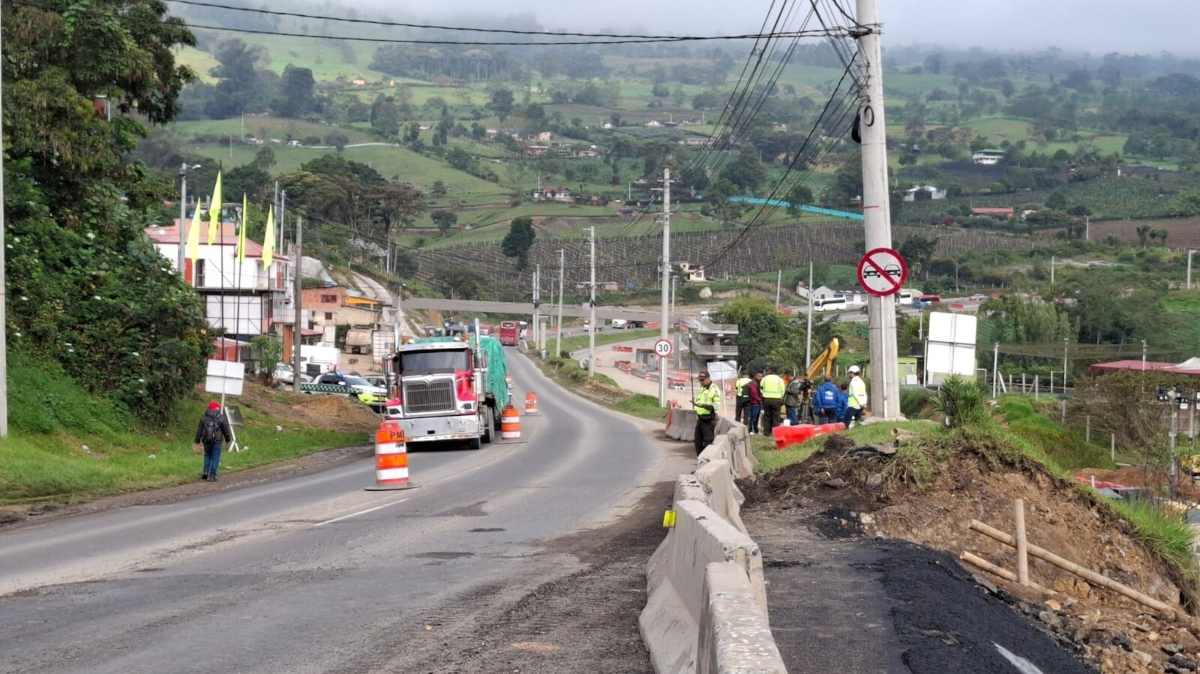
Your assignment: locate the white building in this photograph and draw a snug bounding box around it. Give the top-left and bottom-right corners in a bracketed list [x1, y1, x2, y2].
[972, 149, 1004, 166]
[147, 220, 291, 342]
[903, 185, 947, 202]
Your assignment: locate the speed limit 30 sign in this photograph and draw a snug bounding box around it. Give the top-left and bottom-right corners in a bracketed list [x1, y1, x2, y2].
[653, 339, 673, 358]
[856, 247, 909, 297]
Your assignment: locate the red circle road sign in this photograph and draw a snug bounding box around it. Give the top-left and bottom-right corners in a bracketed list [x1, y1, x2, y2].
[653, 339, 673, 358]
[856, 247, 909, 297]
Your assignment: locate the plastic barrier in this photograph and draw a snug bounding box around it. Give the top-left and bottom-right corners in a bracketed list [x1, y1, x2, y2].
[525, 392, 539, 415]
[771, 422, 845, 451]
[500, 404, 521, 440]
[366, 421, 413, 490]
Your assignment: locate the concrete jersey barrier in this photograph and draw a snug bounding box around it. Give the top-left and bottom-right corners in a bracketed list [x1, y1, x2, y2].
[642, 418, 786, 673]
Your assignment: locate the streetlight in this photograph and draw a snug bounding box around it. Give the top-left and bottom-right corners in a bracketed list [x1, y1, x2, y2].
[177, 163, 202, 274]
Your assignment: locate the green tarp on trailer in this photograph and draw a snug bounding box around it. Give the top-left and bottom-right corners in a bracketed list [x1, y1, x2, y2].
[476, 335, 509, 410]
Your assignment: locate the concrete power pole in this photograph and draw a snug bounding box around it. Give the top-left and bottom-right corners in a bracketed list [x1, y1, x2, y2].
[292, 216, 303, 394]
[177, 163, 189, 274]
[805, 260, 814, 371]
[659, 168, 672, 406]
[855, 0, 900, 420]
[588, 227, 596, 378]
[532, 265, 540, 354]
[1188, 249, 1196, 290]
[0, 16, 6, 437]
[556, 249, 564, 359]
[775, 270, 782, 309]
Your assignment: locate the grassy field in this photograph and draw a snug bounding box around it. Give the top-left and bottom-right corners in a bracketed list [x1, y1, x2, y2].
[1085, 217, 1200, 249]
[1, 361, 373, 505]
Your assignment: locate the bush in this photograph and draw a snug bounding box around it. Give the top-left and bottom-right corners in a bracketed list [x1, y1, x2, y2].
[934, 375, 988, 428]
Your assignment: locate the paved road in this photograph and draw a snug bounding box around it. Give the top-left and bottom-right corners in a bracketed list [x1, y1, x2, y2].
[0, 353, 683, 674]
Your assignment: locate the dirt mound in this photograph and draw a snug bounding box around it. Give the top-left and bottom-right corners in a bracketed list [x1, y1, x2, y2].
[235, 384, 380, 433]
[745, 430, 1200, 674]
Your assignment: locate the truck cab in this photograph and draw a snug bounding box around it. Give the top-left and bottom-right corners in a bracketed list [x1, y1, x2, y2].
[389, 338, 505, 449]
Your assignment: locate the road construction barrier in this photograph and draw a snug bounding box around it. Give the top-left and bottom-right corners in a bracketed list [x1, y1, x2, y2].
[772, 422, 845, 450]
[500, 404, 521, 440]
[525, 392, 539, 415]
[366, 421, 413, 490]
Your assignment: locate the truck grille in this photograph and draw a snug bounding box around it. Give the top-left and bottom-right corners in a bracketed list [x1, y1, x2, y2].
[403, 379, 456, 414]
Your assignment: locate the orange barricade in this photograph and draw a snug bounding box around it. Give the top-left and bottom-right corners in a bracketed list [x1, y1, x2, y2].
[772, 422, 845, 451]
[500, 405, 521, 440]
[366, 421, 414, 490]
[525, 392, 539, 415]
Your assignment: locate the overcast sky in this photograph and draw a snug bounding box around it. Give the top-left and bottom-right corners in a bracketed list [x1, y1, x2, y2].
[381, 0, 1191, 55]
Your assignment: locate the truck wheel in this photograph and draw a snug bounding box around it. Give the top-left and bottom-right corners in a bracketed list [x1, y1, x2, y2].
[482, 408, 494, 444]
[468, 435, 482, 450]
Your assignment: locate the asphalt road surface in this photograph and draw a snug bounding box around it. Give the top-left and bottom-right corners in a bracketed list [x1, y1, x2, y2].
[0, 352, 684, 674]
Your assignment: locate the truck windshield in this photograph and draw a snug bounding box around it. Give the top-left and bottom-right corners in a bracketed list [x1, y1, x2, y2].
[400, 350, 469, 373]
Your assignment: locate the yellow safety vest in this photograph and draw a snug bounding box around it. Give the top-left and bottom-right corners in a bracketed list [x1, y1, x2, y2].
[760, 374, 785, 399]
[735, 377, 751, 398]
[848, 376, 868, 409]
[696, 384, 721, 417]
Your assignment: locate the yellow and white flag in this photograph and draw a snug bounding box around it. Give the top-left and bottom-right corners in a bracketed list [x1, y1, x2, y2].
[262, 205, 275, 268]
[237, 193, 249, 264]
[186, 196, 205, 265]
[207, 171, 223, 244]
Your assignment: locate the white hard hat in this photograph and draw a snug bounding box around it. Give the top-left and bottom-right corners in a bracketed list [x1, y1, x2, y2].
[847, 365, 861, 374]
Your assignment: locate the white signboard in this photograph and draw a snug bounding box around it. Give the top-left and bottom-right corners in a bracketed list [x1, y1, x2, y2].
[925, 313, 978, 386]
[205, 359, 245, 396]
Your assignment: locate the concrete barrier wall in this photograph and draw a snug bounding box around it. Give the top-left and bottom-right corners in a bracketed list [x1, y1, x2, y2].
[666, 408, 698, 442]
[642, 418, 786, 674]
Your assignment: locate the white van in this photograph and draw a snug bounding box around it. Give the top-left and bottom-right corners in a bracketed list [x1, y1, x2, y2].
[610, 319, 628, 329]
[898, 290, 914, 305]
[813, 296, 847, 312]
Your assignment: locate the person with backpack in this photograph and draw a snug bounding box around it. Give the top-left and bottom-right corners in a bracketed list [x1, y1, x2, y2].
[815, 378, 841, 424]
[194, 401, 232, 481]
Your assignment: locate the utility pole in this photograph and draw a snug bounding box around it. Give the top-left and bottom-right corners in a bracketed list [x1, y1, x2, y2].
[533, 265, 540, 354]
[805, 260, 814, 371]
[1188, 249, 1196, 290]
[588, 227, 596, 378]
[775, 270, 782, 309]
[1050, 256, 1056, 285]
[855, 0, 900, 420]
[1063, 337, 1069, 390]
[1142, 339, 1148, 372]
[292, 216, 303, 394]
[993, 342, 1000, 398]
[556, 249, 564, 359]
[659, 168, 672, 406]
[177, 163, 189, 274]
[1085, 215, 1090, 241]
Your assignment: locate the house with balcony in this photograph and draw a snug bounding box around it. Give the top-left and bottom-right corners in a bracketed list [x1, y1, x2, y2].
[683, 318, 739, 366]
[146, 221, 290, 345]
[301, 286, 384, 330]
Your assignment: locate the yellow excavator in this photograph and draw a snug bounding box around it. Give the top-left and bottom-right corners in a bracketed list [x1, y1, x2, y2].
[806, 337, 840, 382]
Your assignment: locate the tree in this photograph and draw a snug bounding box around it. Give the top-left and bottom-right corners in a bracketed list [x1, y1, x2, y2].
[786, 185, 814, 216]
[324, 132, 350, 153]
[275, 65, 315, 118]
[488, 87, 515, 122]
[713, 297, 786, 368]
[446, 147, 473, 172]
[651, 83, 670, 98]
[1045, 190, 1068, 210]
[898, 236, 938, 279]
[206, 38, 268, 118]
[720, 150, 768, 193]
[250, 335, 284, 383]
[431, 210, 458, 236]
[431, 180, 448, 196]
[1136, 225, 1153, 247]
[703, 179, 748, 227]
[501, 216, 536, 269]
[5, 0, 210, 423]
[370, 94, 400, 138]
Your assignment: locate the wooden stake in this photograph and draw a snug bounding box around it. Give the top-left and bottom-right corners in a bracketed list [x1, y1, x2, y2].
[1014, 499, 1029, 586]
[960, 551, 1053, 595]
[969, 519, 1176, 619]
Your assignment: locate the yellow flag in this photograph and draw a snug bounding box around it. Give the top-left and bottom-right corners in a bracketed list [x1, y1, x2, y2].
[237, 193, 248, 264]
[186, 196, 205, 265]
[207, 171, 223, 244]
[262, 205, 275, 268]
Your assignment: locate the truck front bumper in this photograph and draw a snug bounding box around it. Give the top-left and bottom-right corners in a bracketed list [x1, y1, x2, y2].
[400, 414, 480, 443]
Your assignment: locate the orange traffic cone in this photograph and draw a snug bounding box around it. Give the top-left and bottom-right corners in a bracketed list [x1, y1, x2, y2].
[500, 404, 521, 441]
[525, 392, 539, 415]
[366, 421, 415, 490]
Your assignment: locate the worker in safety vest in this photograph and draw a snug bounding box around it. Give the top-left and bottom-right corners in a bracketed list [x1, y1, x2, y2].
[845, 365, 869, 428]
[693, 372, 722, 455]
[734, 372, 752, 429]
[759, 366, 786, 435]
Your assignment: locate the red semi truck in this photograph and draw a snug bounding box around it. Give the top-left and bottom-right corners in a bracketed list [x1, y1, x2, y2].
[498, 320, 519, 346]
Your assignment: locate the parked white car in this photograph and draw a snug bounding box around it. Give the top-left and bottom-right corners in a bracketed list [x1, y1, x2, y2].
[273, 364, 312, 384]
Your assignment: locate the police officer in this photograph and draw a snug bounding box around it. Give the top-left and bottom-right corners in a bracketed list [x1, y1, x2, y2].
[734, 371, 752, 428]
[759, 366, 786, 435]
[693, 372, 721, 455]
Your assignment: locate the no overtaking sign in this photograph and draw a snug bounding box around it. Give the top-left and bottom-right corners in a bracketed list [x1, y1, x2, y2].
[856, 247, 909, 297]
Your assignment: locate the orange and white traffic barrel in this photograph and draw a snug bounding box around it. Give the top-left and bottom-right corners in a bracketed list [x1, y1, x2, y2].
[525, 392, 539, 415]
[366, 421, 414, 490]
[500, 404, 521, 440]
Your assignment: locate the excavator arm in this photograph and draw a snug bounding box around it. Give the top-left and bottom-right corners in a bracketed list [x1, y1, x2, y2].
[806, 337, 840, 381]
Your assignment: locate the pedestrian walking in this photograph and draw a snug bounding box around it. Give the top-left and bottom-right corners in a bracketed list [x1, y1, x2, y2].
[783, 372, 804, 426]
[815, 378, 841, 424]
[693, 372, 721, 455]
[734, 372, 751, 429]
[759, 366, 785, 435]
[845, 366, 869, 428]
[194, 401, 232, 481]
[748, 371, 764, 435]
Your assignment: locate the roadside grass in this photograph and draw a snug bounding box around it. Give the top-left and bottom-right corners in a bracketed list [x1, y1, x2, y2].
[750, 420, 933, 474]
[997, 396, 1115, 471]
[1109, 498, 1197, 574]
[613, 394, 669, 422]
[529, 355, 667, 423]
[0, 361, 370, 505]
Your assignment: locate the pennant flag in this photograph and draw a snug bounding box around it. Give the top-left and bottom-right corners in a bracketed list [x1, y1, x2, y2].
[186, 196, 205, 265]
[237, 193, 248, 264]
[262, 205, 275, 268]
[207, 171, 223, 244]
